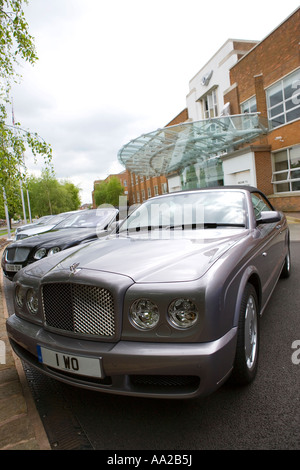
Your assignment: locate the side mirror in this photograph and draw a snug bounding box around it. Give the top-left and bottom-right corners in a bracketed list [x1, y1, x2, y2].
[108, 220, 123, 233]
[257, 211, 281, 225]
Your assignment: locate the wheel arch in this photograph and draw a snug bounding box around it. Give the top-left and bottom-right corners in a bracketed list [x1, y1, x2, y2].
[233, 268, 262, 328]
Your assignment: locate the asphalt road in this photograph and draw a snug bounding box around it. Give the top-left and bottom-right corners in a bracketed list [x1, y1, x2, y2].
[3, 242, 300, 450]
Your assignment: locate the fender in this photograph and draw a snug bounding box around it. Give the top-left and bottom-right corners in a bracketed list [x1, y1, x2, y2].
[232, 265, 261, 328]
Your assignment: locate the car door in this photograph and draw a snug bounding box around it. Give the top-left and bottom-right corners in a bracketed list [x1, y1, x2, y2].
[251, 192, 286, 306]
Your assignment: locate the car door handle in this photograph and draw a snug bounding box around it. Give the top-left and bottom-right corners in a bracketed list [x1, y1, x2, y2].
[276, 224, 282, 229]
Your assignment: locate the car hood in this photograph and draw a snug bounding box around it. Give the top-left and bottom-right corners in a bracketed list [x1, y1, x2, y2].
[22, 229, 248, 283]
[17, 224, 57, 238]
[10, 227, 100, 249]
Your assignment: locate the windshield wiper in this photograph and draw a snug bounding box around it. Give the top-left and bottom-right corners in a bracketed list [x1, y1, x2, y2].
[203, 223, 245, 228]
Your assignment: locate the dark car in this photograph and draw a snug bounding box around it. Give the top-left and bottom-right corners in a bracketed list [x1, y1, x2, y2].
[14, 211, 81, 240]
[2, 208, 118, 280]
[6, 187, 291, 399]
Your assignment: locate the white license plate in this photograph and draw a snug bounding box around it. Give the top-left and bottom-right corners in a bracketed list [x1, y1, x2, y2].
[5, 263, 22, 272]
[37, 345, 103, 378]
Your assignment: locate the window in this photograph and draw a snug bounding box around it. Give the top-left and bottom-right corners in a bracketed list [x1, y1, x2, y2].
[161, 182, 168, 194]
[251, 193, 273, 221]
[272, 145, 300, 193]
[203, 89, 218, 118]
[147, 187, 151, 198]
[241, 96, 257, 114]
[266, 69, 300, 129]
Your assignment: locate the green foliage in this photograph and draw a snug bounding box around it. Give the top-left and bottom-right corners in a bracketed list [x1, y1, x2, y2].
[94, 177, 124, 207]
[0, 170, 81, 219]
[0, 0, 53, 213]
[25, 171, 81, 217]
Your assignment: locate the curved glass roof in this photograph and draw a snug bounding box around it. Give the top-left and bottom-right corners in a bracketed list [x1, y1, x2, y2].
[118, 113, 267, 177]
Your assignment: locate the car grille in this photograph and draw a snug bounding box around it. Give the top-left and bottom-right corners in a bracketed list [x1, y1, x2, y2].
[5, 247, 30, 262]
[42, 283, 115, 337]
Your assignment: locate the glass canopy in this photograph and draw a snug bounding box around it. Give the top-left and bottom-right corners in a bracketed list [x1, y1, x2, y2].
[118, 113, 268, 177]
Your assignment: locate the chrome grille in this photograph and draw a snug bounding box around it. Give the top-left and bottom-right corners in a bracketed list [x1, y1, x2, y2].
[6, 247, 30, 262]
[42, 283, 115, 337]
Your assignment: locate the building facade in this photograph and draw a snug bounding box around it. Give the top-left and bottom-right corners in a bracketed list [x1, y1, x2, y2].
[93, 170, 169, 208]
[94, 8, 299, 214]
[223, 7, 300, 213]
[187, 39, 258, 121]
[168, 7, 300, 213]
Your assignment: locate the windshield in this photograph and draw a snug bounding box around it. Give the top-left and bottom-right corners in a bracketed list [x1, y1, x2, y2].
[54, 209, 117, 229]
[119, 191, 246, 232]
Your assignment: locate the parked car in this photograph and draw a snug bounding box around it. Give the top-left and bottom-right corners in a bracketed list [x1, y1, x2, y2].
[14, 214, 55, 239]
[6, 186, 291, 399]
[2, 208, 118, 280]
[14, 211, 83, 240]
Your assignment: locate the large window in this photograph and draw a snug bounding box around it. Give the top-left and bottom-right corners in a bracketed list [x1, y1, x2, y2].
[272, 145, 300, 193]
[266, 69, 300, 129]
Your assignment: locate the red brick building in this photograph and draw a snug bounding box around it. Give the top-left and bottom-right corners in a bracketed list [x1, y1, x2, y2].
[93, 171, 168, 208]
[222, 7, 300, 212]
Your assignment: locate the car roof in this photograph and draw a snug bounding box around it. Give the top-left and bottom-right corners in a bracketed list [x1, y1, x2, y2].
[149, 185, 260, 200]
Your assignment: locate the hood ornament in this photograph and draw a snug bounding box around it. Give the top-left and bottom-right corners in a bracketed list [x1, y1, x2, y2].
[70, 262, 81, 275]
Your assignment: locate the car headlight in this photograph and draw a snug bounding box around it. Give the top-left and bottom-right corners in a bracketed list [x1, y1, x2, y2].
[15, 284, 24, 308]
[129, 299, 160, 330]
[26, 288, 39, 315]
[168, 298, 198, 329]
[47, 246, 61, 256]
[34, 248, 47, 260]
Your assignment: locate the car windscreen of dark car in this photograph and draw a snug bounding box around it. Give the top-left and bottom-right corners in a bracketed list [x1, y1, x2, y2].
[54, 209, 117, 229]
[119, 190, 247, 232]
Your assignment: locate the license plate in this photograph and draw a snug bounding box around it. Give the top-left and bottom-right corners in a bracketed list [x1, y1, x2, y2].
[5, 263, 22, 272]
[37, 345, 103, 378]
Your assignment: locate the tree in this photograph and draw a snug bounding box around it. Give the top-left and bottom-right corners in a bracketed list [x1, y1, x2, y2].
[25, 171, 81, 217]
[94, 176, 124, 207]
[0, 0, 52, 215]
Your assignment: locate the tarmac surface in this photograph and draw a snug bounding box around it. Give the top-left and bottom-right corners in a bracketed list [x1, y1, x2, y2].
[0, 218, 299, 450]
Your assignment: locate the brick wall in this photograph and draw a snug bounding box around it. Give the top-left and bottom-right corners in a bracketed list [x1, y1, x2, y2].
[229, 9, 300, 104]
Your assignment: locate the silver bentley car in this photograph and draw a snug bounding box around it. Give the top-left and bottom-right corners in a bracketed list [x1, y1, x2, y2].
[6, 186, 291, 399]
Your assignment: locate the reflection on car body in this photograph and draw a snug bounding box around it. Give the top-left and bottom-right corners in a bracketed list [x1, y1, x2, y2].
[6, 187, 291, 399]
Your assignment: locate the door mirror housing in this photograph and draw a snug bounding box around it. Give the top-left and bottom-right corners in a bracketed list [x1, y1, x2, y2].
[257, 211, 281, 225]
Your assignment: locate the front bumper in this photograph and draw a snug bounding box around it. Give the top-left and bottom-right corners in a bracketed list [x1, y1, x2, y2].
[6, 314, 237, 399]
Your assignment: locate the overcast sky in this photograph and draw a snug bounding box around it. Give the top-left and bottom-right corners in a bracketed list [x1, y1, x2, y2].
[10, 0, 300, 204]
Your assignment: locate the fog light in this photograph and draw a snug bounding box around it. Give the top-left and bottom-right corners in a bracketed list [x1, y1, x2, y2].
[168, 298, 198, 329]
[34, 248, 46, 260]
[26, 288, 39, 315]
[129, 299, 159, 330]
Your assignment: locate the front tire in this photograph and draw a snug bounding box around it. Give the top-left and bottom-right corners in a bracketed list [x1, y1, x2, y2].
[231, 283, 259, 385]
[280, 247, 291, 279]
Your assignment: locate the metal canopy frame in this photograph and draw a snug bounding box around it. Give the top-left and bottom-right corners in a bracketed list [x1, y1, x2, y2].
[118, 113, 268, 177]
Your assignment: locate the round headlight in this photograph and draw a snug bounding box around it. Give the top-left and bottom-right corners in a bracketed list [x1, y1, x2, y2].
[48, 246, 61, 256]
[15, 285, 24, 308]
[34, 248, 47, 260]
[168, 298, 198, 329]
[129, 299, 160, 330]
[26, 288, 39, 315]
